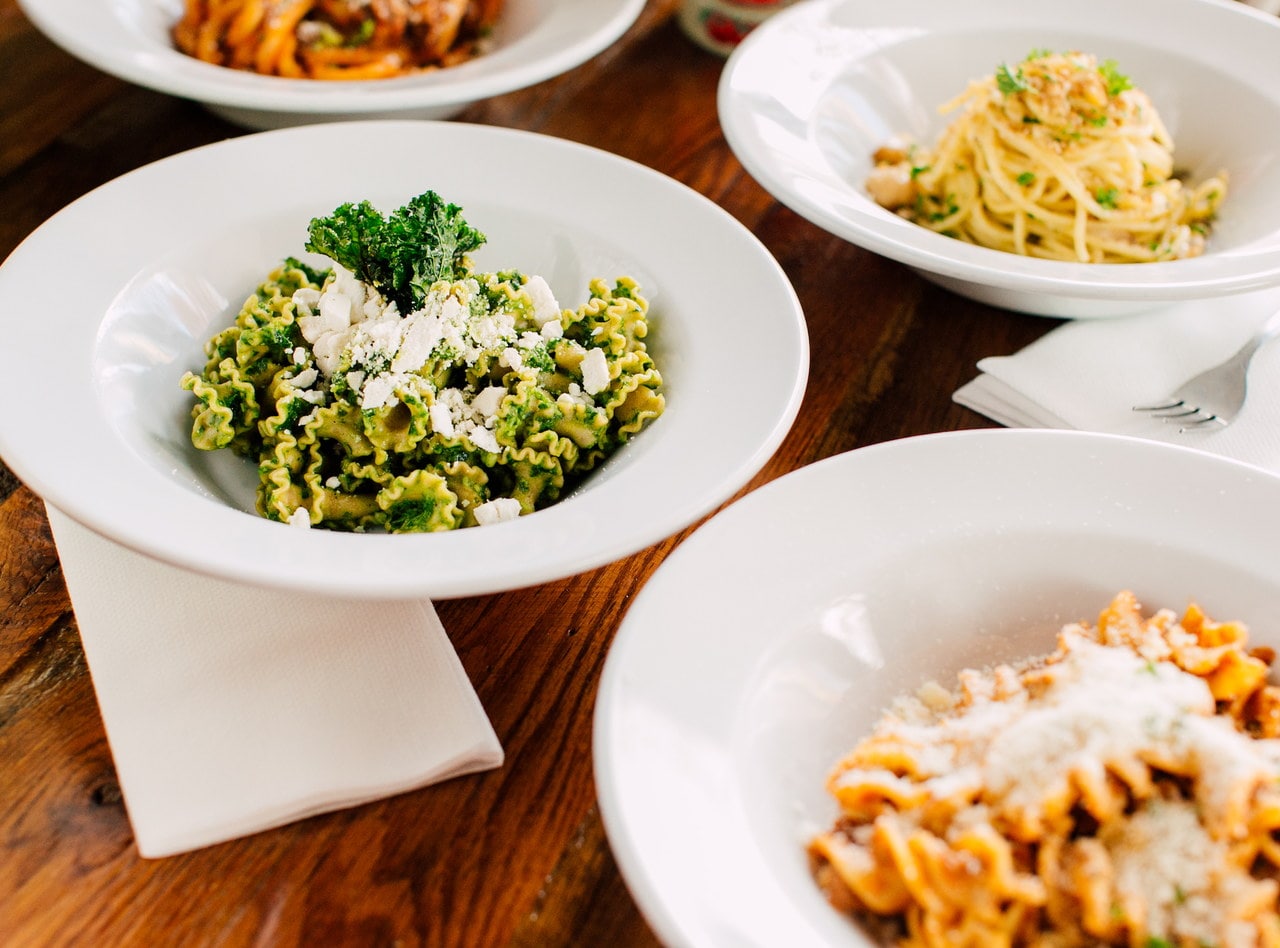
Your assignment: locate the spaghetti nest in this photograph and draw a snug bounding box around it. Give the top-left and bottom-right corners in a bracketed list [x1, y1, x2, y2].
[172, 0, 505, 79]
[866, 51, 1227, 263]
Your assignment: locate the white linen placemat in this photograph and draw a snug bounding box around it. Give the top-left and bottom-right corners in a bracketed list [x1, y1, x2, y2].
[46, 506, 503, 858]
[954, 287, 1280, 473]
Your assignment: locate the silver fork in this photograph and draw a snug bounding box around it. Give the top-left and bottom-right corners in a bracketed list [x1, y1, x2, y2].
[1133, 308, 1280, 432]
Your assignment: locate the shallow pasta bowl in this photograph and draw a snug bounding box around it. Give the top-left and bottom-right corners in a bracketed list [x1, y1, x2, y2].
[593, 428, 1280, 946]
[0, 121, 807, 599]
[717, 0, 1280, 318]
[16, 0, 644, 129]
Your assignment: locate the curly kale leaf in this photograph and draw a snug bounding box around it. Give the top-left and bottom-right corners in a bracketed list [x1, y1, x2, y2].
[303, 191, 486, 314]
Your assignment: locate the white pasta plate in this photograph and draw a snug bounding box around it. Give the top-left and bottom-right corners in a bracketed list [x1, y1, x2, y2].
[15, 0, 644, 129]
[0, 120, 807, 599]
[594, 428, 1280, 946]
[717, 0, 1280, 318]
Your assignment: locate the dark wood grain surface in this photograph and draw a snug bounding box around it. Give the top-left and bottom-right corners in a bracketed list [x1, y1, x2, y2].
[0, 2, 1054, 944]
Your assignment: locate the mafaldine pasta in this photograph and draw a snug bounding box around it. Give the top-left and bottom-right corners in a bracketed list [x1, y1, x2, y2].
[181, 193, 663, 532]
[810, 591, 1280, 946]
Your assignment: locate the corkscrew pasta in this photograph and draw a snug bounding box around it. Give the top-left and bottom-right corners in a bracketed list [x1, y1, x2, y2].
[810, 591, 1280, 946]
[172, 0, 504, 79]
[865, 52, 1227, 263]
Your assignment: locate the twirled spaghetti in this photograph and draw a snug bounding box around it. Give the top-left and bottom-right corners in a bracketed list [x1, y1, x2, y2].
[172, 0, 504, 79]
[810, 591, 1280, 946]
[866, 52, 1227, 263]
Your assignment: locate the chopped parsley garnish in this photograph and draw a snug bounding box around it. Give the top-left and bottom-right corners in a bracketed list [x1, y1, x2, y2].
[910, 164, 931, 179]
[1095, 188, 1120, 209]
[1145, 938, 1173, 948]
[1099, 59, 1133, 97]
[1021, 116, 1041, 124]
[1016, 172, 1036, 186]
[305, 190, 487, 315]
[995, 63, 1028, 95]
[1088, 115, 1109, 127]
[1025, 47, 1053, 61]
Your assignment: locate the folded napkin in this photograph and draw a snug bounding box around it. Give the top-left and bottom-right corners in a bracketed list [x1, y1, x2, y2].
[46, 506, 503, 858]
[954, 287, 1280, 473]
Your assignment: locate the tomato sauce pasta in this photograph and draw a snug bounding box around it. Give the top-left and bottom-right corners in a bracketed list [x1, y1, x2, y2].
[172, 0, 505, 80]
[810, 591, 1280, 946]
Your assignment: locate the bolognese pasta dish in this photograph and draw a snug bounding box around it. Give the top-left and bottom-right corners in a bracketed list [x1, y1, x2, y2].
[810, 591, 1280, 946]
[172, 0, 504, 80]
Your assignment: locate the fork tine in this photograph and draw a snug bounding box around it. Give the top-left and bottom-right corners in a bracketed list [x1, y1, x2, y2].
[1132, 400, 1183, 412]
[1178, 414, 1227, 432]
[1149, 407, 1203, 419]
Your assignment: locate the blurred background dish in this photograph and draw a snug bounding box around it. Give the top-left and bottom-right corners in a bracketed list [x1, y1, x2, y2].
[0, 120, 808, 599]
[717, 0, 1280, 318]
[593, 428, 1280, 947]
[15, 0, 645, 129]
[678, 0, 797, 57]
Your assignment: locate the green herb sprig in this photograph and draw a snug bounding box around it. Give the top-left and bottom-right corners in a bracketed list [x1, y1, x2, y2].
[305, 191, 487, 315]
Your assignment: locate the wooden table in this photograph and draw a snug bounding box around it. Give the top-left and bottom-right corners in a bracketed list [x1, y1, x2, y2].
[0, 2, 1053, 944]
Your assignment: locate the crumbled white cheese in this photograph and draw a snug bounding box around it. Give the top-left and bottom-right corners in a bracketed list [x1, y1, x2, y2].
[360, 372, 403, 410]
[524, 275, 561, 327]
[289, 267, 571, 441]
[557, 382, 593, 409]
[473, 497, 522, 526]
[291, 367, 318, 390]
[287, 507, 311, 528]
[500, 347, 523, 372]
[580, 346, 610, 395]
[428, 402, 456, 438]
[469, 427, 501, 454]
[471, 385, 506, 419]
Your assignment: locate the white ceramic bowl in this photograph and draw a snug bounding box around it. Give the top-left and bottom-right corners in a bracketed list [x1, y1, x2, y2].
[718, 0, 1280, 318]
[594, 428, 1280, 946]
[0, 121, 808, 599]
[16, 0, 644, 129]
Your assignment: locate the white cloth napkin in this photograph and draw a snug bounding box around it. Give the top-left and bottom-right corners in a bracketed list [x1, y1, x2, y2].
[46, 506, 503, 858]
[954, 287, 1280, 473]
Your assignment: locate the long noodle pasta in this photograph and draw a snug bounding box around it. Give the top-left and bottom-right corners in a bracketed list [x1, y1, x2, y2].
[810, 591, 1280, 946]
[172, 0, 504, 79]
[865, 52, 1227, 263]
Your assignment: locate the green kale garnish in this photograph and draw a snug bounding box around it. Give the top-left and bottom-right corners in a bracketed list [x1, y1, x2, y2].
[304, 191, 487, 315]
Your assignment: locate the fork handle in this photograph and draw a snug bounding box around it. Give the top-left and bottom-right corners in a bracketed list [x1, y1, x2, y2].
[1227, 307, 1280, 366]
